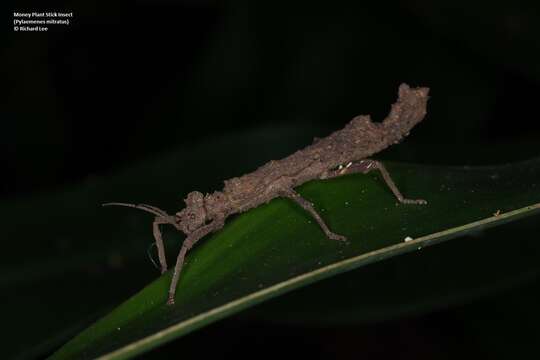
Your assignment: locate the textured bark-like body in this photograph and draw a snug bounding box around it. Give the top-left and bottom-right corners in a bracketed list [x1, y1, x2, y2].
[104, 83, 430, 305]
[204, 83, 429, 219]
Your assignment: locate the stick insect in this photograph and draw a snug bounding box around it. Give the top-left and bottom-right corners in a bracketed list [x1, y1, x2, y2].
[104, 83, 429, 305]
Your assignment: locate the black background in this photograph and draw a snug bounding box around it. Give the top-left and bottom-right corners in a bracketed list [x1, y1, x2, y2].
[3, 1, 540, 359]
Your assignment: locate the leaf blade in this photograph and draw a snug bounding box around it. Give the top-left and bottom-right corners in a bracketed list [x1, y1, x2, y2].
[49, 158, 540, 359]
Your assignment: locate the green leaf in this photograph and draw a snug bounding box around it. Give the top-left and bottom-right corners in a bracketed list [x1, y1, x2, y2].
[49, 151, 540, 359]
[241, 210, 540, 326]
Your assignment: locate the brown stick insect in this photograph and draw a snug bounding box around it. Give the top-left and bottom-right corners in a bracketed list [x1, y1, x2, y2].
[104, 83, 429, 305]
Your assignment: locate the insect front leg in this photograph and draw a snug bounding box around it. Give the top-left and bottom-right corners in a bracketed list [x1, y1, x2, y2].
[279, 188, 346, 241]
[102, 202, 177, 273]
[167, 218, 225, 305]
[152, 216, 171, 274]
[321, 159, 427, 205]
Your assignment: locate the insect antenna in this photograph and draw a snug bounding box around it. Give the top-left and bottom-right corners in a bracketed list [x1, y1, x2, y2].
[102, 203, 178, 228]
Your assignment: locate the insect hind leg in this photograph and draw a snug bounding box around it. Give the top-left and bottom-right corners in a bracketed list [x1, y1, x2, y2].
[321, 159, 427, 205]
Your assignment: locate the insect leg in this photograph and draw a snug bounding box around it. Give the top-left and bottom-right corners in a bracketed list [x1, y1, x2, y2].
[321, 159, 427, 205]
[153, 216, 171, 274]
[280, 188, 346, 241]
[167, 218, 225, 305]
[167, 243, 189, 306]
[103, 202, 177, 272]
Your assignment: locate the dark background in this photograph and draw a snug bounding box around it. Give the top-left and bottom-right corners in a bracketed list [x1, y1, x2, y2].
[3, 1, 540, 359]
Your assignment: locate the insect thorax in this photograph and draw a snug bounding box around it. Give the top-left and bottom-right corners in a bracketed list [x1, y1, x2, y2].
[176, 191, 207, 233]
[203, 191, 234, 221]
